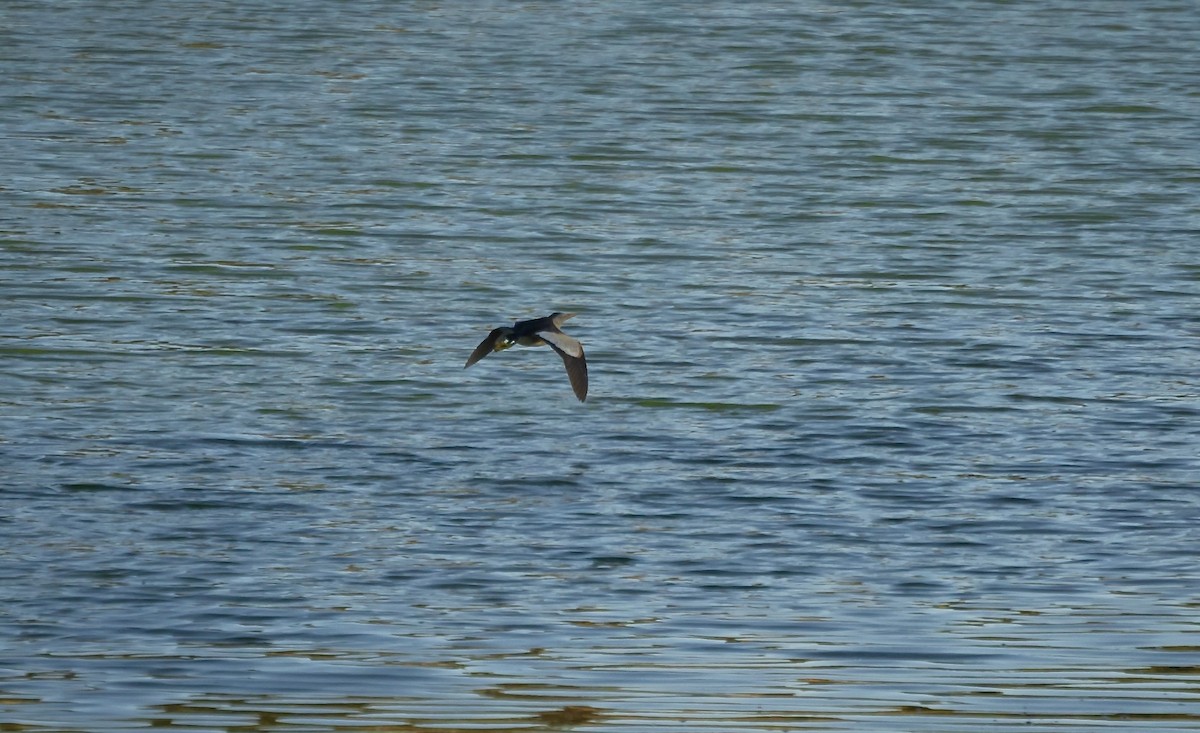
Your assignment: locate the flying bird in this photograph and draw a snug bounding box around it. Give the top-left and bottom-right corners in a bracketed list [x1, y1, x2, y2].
[464, 312, 588, 401]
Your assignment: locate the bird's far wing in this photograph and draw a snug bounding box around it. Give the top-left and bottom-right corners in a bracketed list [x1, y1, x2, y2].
[465, 328, 504, 368]
[547, 341, 588, 402]
[537, 329, 583, 358]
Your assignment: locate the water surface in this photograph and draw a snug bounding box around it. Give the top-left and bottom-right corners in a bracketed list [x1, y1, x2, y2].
[3, 1, 1199, 731]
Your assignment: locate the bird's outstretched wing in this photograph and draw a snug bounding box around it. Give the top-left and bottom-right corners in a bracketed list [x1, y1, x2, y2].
[465, 328, 506, 368]
[545, 339, 588, 402]
[537, 329, 583, 358]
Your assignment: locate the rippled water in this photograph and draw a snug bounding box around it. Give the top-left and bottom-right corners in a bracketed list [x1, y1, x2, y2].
[3, 1, 1200, 731]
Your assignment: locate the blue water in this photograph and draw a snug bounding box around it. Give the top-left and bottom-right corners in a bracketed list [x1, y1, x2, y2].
[3, 1, 1199, 731]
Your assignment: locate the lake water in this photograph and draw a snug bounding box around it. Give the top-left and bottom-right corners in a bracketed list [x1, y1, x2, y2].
[3, 1, 1199, 731]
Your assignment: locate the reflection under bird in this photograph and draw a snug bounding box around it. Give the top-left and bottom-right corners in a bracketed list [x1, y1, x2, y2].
[464, 312, 588, 402]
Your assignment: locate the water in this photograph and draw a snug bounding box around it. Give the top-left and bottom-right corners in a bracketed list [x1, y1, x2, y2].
[3, 1, 1199, 730]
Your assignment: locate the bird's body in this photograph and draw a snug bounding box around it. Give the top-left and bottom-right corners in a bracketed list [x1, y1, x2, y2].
[464, 312, 588, 401]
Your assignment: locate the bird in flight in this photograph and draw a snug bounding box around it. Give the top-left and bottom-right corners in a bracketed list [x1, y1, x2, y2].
[465, 312, 588, 402]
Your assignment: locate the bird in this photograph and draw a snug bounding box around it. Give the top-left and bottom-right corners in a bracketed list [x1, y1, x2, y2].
[464, 312, 588, 402]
